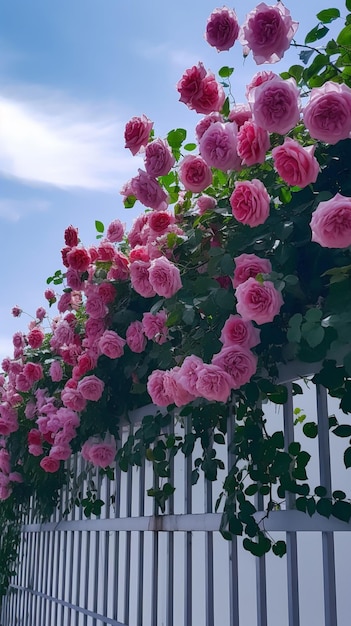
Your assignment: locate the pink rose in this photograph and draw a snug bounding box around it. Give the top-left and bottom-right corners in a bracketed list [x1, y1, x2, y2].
[130, 260, 156, 298]
[195, 113, 223, 142]
[144, 138, 175, 177]
[106, 219, 125, 243]
[230, 179, 270, 227]
[177, 355, 203, 395]
[236, 277, 283, 324]
[303, 82, 351, 144]
[233, 253, 272, 288]
[205, 7, 239, 52]
[177, 62, 225, 114]
[64, 224, 79, 247]
[272, 137, 319, 187]
[163, 367, 195, 407]
[196, 195, 216, 215]
[220, 314, 261, 349]
[310, 193, 351, 249]
[40, 456, 60, 473]
[11, 305, 22, 317]
[36, 307, 46, 322]
[77, 375, 104, 401]
[178, 155, 212, 193]
[148, 256, 182, 298]
[82, 433, 117, 468]
[148, 211, 174, 236]
[212, 346, 258, 389]
[61, 387, 87, 412]
[66, 246, 91, 272]
[85, 295, 108, 320]
[147, 369, 174, 406]
[99, 330, 126, 359]
[250, 75, 300, 135]
[44, 288, 56, 302]
[27, 327, 45, 349]
[126, 321, 147, 353]
[98, 282, 116, 304]
[142, 311, 169, 344]
[124, 114, 153, 156]
[237, 121, 270, 166]
[229, 104, 252, 129]
[23, 362, 43, 384]
[199, 122, 241, 172]
[246, 71, 276, 99]
[195, 363, 232, 402]
[131, 169, 169, 211]
[49, 444, 72, 461]
[49, 361, 63, 382]
[239, 2, 298, 64]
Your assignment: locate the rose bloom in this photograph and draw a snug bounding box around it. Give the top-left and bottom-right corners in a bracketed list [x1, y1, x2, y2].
[310, 193, 351, 249]
[106, 219, 125, 243]
[195, 363, 232, 402]
[212, 345, 258, 389]
[40, 456, 61, 473]
[177, 355, 203, 395]
[128, 213, 149, 248]
[228, 104, 252, 129]
[148, 256, 182, 298]
[124, 114, 153, 156]
[87, 434, 117, 469]
[126, 321, 147, 353]
[61, 387, 87, 412]
[130, 260, 156, 298]
[303, 81, 351, 144]
[178, 155, 212, 193]
[12, 331, 25, 349]
[27, 326, 45, 349]
[230, 179, 270, 227]
[144, 138, 175, 177]
[44, 288, 56, 302]
[85, 295, 108, 320]
[250, 75, 300, 135]
[233, 253, 272, 288]
[147, 369, 174, 406]
[64, 225, 79, 247]
[142, 311, 169, 344]
[77, 375, 104, 401]
[36, 307, 46, 322]
[66, 246, 91, 272]
[197, 195, 217, 215]
[98, 282, 116, 305]
[49, 360, 63, 382]
[195, 113, 223, 142]
[205, 7, 239, 52]
[239, 2, 298, 64]
[236, 277, 284, 325]
[131, 169, 169, 211]
[199, 122, 241, 172]
[23, 362, 43, 384]
[66, 268, 84, 291]
[220, 314, 261, 349]
[99, 330, 126, 359]
[272, 137, 319, 188]
[237, 121, 270, 166]
[177, 62, 225, 114]
[246, 70, 276, 99]
[148, 210, 174, 236]
[11, 305, 22, 317]
[163, 367, 196, 407]
[49, 444, 72, 461]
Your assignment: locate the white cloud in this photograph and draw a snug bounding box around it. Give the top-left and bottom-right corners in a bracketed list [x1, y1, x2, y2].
[0, 88, 141, 191]
[0, 198, 50, 222]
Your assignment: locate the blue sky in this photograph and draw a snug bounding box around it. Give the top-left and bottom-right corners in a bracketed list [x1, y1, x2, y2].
[0, 0, 345, 359]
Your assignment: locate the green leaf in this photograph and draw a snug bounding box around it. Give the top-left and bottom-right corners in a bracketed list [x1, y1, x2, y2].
[332, 500, 351, 522]
[344, 446, 351, 468]
[305, 24, 329, 44]
[183, 143, 197, 151]
[95, 220, 104, 233]
[272, 541, 287, 558]
[218, 66, 234, 78]
[304, 326, 325, 348]
[337, 24, 351, 46]
[300, 49, 314, 64]
[332, 425, 351, 437]
[347, 0, 351, 11]
[333, 490, 346, 500]
[245, 484, 258, 496]
[316, 497, 332, 517]
[315, 485, 327, 497]
[214, 433, 225, 445]
[343, 351, 351, 376]
[288, 64, 304, 82]
[221, 97, 230, 118]
[316, 8, 340, 23]
[303, 422, 318, 438]
[167, 128, 187, 149]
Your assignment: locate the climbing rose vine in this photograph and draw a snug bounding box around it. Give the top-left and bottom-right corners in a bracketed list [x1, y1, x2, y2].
[1, 2, 351, 574]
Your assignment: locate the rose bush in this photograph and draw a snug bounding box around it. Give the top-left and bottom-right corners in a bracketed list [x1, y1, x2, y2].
[1, 2, 351, 584]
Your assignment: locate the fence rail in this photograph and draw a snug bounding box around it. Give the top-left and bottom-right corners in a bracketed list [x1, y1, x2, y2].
[2, 373, 351, 626]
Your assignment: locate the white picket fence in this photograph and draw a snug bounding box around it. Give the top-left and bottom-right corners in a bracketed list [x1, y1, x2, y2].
[1, 363, 351, 626]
